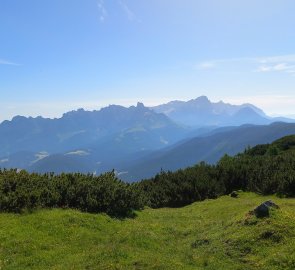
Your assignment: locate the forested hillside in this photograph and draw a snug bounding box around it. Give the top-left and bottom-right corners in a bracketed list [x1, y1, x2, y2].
[137, 135, 295, 208]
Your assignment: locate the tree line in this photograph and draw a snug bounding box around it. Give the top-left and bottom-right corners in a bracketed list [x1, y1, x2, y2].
[1, 135, 295, 217]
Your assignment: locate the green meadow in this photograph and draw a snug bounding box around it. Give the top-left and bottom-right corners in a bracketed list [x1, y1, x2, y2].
[1, 192, 295, 270]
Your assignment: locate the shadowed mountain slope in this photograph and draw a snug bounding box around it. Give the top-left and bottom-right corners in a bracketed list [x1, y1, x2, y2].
[121, 122, 295, 181]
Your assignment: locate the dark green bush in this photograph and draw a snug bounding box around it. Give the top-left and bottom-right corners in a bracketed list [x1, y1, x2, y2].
[0, 170, 143, 217]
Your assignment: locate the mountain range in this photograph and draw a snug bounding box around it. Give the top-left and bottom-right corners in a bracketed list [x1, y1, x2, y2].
[1, 96, 294, 180]
[151, 96, 292, 127]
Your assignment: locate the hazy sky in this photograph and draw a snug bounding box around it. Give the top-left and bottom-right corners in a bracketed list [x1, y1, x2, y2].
[1, 0, 295, 121]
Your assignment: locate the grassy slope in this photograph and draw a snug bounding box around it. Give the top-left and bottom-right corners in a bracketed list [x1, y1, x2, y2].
[1, 192, 295, 270]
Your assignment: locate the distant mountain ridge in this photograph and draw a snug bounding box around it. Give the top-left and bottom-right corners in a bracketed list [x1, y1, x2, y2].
[0, 102, 186, 156]
[151, 96, 292, 127]
[1, 97, 295, 176]
[0, 103, 189, 173]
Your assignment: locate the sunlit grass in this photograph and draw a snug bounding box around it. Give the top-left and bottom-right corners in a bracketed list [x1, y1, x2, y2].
[1, 192, 295, 269]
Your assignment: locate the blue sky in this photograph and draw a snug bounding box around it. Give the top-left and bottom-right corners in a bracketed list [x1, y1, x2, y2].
[1, 0, 295, 121]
